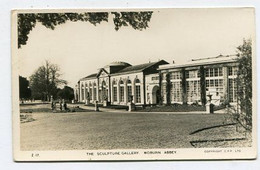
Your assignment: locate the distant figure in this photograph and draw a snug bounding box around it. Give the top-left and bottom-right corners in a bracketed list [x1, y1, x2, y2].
[212, 92, 221, 106]
[51, 101, 55, 110]
[63, 99, 68, 111]
[59, 99, 62, 111]
[51, 96, 55, 110]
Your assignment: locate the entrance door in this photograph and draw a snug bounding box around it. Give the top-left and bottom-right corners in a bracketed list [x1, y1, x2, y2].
[152, 85, 160, 104]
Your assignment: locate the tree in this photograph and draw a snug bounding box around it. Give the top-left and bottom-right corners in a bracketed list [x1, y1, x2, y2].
[29, 61, 67, 101]
[18, 12, 153, 48]
[165, 72, 172, 105]
[19, 76, 31, 101]
[236, 39, 252, 131]
[57, 86, 74, 101]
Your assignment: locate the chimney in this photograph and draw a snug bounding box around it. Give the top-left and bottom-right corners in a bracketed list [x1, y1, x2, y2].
[172, 60, 175, 64]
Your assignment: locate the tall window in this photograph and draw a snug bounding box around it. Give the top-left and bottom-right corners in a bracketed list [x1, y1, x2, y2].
[228, 66, 238, 102]
[81, 84, 84, 100]
[113, 81, 117, 102]
[102, 81, 107, 100]
[89, 83, 92, 100]
[170, 71, 182, 102]
[229, 79, 237, 102]
[186, 70, 201, 103]
[186, 70, 200, 79]
[127, 80, 132, 102]
[135, 79, 141, 103]
[205, 67, 224, 100]
[205, 67, 223, 77]
[186, 80, 200, 103]
[171, 82, 181, 102]
[119, 80, 124, 102]
[170, 71, 181, 80]
[85, 83, 88, 99]
[93, 82, 97, 101]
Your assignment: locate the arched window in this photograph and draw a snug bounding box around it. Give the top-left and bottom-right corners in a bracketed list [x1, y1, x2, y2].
[119, 80, 124, 102]
[113, 80, 117, 102]
[135, 79, 141, 103]
[101, 81, 108, 101]
[102, 81, 106, 87]
[127, 80, 132, 102]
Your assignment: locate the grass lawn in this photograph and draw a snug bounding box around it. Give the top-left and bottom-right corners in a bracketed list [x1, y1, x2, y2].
[20, 110, 251, 151]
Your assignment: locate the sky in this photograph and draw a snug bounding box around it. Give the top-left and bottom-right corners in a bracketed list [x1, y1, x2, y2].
[18, 8, 255, 87]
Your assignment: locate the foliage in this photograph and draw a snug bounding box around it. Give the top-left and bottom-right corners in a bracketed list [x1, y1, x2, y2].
[199, 66, 206, 105]
[57, 86, 74, 101]
[19, 76, 31, 100]
[181, 69, 187, 104]
[29, 61, 67, 101]
[165, 72, 172, 105]
[236, 39, 252, 131]
[18, 12, 153, 48]
[111, 12, 153, 31]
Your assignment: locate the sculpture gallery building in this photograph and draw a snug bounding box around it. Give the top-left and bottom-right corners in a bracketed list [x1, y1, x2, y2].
[75, 60, 169, 106]
[75, 55, 239, 106]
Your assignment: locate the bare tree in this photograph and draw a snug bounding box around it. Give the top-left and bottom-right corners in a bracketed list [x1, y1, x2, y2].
[29, 60, 67, 101]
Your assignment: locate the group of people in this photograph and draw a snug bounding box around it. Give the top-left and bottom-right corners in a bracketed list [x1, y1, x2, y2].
[51, 99, 68, 111]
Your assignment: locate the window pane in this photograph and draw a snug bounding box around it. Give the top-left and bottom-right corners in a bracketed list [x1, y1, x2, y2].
[135, 85, 141, 103]
[113, 87, 117, 102]
[120, 86, 124, 102]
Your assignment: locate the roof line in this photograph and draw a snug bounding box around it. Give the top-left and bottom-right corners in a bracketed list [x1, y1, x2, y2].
[191, 54, 237, 62]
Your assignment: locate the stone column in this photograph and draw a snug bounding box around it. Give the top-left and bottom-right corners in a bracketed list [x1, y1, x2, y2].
[142, 75, 146, 105]
[124, 82, 127, 105]
[92, 84, 95, 103]
[108, 77, 111, 103]
[96, 86, 99, 102]
[132, 81, 136, 104]
[83, 83, 86, 102]
[117, 83, 120, 104]
[79, 83, 82, 102]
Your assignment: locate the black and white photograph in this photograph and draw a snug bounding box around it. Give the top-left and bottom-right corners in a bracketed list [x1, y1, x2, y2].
[12, 8, 256, 161]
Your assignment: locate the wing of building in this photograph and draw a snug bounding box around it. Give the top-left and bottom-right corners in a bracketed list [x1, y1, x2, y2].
[75, 55, 239, 106]
[75, 60, 169, 106]
[158, 54, 239, 106]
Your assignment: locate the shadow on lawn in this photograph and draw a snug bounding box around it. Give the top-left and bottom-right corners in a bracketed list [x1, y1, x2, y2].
[189, 123, 237, 135]
[189, 123, 251, 148]
[190, 138, 247, 147]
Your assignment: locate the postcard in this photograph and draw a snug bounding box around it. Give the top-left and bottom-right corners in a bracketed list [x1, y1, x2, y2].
[12, 8, 257, 161]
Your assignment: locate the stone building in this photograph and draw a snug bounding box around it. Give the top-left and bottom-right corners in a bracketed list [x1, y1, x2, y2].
[158, 55, 239, 106]
[75, 55, 239, 106]
[76, 60, 168, 105]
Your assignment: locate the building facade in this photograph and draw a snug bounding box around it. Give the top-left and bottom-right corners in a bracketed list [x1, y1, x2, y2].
[75, 60, 168, 105]
[75, 55, 239, 106]
[159, 55, 239, 106]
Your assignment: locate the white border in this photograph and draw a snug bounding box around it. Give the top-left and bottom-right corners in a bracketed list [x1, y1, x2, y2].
[1, 0, 260, 169]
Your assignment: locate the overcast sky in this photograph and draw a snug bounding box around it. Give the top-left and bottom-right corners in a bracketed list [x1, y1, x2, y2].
[18, 8, 255, 87]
